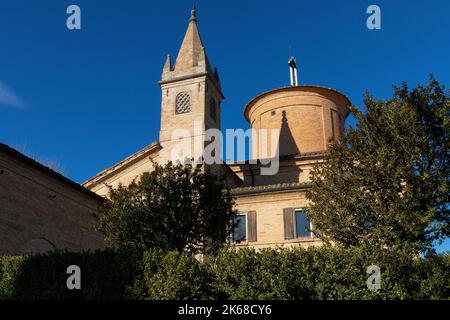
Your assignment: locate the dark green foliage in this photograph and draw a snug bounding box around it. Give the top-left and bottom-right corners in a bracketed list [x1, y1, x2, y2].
[306, 77, 449, 251]
[0, 248, 142, 300]
[0, 256, 24, 299]
[209, 245, 424, 300]
[415, 252, 450, 299]
[97, 161, 236, 254]
[141, 249, 214, 300]
[2, 247, 448, 300]
[210, 248, 291, 299]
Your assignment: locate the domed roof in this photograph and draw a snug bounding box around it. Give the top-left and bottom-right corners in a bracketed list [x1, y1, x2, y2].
[243, 85, 352, 123]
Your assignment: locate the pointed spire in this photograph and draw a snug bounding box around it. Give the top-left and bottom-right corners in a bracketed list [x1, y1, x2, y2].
[173, 7, 213, 73]
[162, 54, 172, 74]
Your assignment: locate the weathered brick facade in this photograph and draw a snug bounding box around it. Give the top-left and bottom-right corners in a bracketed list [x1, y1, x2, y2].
[83, 8, 352, 249]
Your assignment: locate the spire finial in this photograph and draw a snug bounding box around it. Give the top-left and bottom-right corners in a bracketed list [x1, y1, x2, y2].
[190, 6, 197, 22]
[163, 53, 172, 73]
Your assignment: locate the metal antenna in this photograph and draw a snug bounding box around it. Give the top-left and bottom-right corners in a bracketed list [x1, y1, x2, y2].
[288, 56, 298, 86]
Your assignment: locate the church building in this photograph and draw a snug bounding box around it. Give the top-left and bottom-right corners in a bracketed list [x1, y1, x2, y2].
[83, 8, 352, 249]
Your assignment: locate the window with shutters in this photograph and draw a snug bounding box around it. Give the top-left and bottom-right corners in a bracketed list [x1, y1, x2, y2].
[284, 208, 313, 240]
[295, 209, 312, 238]
[175, 92, 191, 114]
[247, 211, 257, 242]
[232, 213, 247, 243]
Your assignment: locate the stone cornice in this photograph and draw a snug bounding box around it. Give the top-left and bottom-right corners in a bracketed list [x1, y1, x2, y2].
[231, 182, 312, 196]
[159, 72, 225, 100]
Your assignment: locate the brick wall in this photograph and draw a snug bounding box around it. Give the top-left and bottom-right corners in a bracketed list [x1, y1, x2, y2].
[245, 86, 350, 158]
[0, 149, 105, 255]
[232, 188, 322, 249]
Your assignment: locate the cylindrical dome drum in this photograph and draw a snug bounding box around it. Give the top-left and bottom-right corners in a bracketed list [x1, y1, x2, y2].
[244, 85, 351, 159]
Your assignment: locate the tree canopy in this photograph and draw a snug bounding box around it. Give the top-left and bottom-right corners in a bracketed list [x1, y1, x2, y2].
[306, 77, 449, 252]
[97, 162, 237, 254]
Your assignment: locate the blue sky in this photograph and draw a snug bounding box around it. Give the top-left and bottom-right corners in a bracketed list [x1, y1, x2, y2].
[1, 1, 449, 252]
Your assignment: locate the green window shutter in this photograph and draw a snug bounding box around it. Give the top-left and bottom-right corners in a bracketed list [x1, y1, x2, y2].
[247, 211, 257, 242]
[283, 208, 295, 240]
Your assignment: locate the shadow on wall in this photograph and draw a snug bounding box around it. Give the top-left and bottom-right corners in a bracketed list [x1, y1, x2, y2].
[278, 111, 300, 157]
[235, 110, 303, 186]
[250, 110, 302, 185]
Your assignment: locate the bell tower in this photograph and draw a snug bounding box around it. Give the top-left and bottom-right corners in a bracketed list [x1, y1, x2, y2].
[158, 8, 224, 165]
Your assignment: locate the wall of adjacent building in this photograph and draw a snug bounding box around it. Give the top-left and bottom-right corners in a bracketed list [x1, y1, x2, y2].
[0, 149, 105, 255]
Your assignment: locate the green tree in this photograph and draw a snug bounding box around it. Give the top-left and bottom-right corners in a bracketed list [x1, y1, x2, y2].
[306, 77, 449, 252]
[97, 161, 237, 254]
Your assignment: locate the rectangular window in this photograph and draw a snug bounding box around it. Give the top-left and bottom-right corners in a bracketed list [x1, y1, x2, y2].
[232, 213, 247, 243]
[295, 209, 311, 238]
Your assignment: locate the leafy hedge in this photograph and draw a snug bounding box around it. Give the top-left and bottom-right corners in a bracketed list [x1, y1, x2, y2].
[0, 248, 142, 299]
[1, 246, 449, 300]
